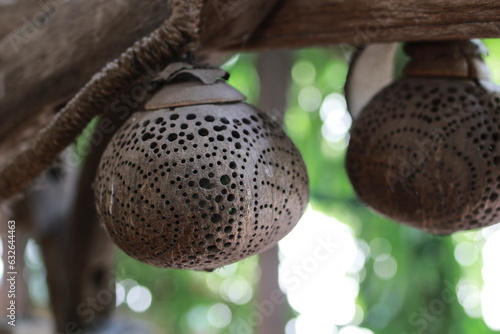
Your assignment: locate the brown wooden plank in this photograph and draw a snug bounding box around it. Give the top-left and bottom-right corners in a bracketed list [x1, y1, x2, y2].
[0, 0, 41, 39]
[244, 0, 500, 50]
[200, 0, 280, 49]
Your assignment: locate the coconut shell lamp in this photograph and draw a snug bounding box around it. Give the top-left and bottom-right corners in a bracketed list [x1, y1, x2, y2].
[94, 64, 309, 270]
[346, 40, 500, 234]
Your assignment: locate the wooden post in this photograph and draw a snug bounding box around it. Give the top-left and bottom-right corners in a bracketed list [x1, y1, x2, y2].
[257, 50, 293, 334]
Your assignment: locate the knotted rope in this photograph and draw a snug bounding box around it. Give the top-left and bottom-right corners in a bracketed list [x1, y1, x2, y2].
[0, 0, 203, 201]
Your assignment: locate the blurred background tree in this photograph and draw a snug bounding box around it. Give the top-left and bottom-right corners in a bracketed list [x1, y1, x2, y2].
[9, 40, 500, 334]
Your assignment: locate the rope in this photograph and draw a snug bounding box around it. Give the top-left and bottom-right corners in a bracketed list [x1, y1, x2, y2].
[0, 0, 203, 202]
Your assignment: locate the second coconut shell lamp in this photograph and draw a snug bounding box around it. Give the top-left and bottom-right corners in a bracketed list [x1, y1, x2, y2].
[346, 40, 500, 234]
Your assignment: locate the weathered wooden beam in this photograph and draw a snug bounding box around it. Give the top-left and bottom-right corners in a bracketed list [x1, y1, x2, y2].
[244, 0, 500, 50]
[0, 0, 41, 39]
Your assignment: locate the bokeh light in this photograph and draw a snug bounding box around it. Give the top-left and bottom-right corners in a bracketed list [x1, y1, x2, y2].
[279, 207, 367, 333]
[115, 281, 126, 307]
[25, 239, 48, 307]
[292, 60, 316, 85]
[373, 256, 397, 280]
[298, 86, 322, 112]
[320, 93, 352, 143]
[207, 303, 232, 328]
[457, 278, 482, 318]
[220, 276, 253, 305]
[126, 285, 152, 313]
[454, 241, 479, 266]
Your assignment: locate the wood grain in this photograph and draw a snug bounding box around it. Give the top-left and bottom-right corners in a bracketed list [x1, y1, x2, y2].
[0, 0, 41, 39]
[245, 0, 500, 50]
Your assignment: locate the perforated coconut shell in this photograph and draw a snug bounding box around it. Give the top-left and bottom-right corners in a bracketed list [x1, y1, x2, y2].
[346, 77, 500, 234]
[94, 96, 309, 269]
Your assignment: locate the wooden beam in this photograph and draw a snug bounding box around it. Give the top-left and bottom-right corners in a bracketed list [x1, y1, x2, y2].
[243, 0, 500, 50]
[0, 0, 41, 39]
